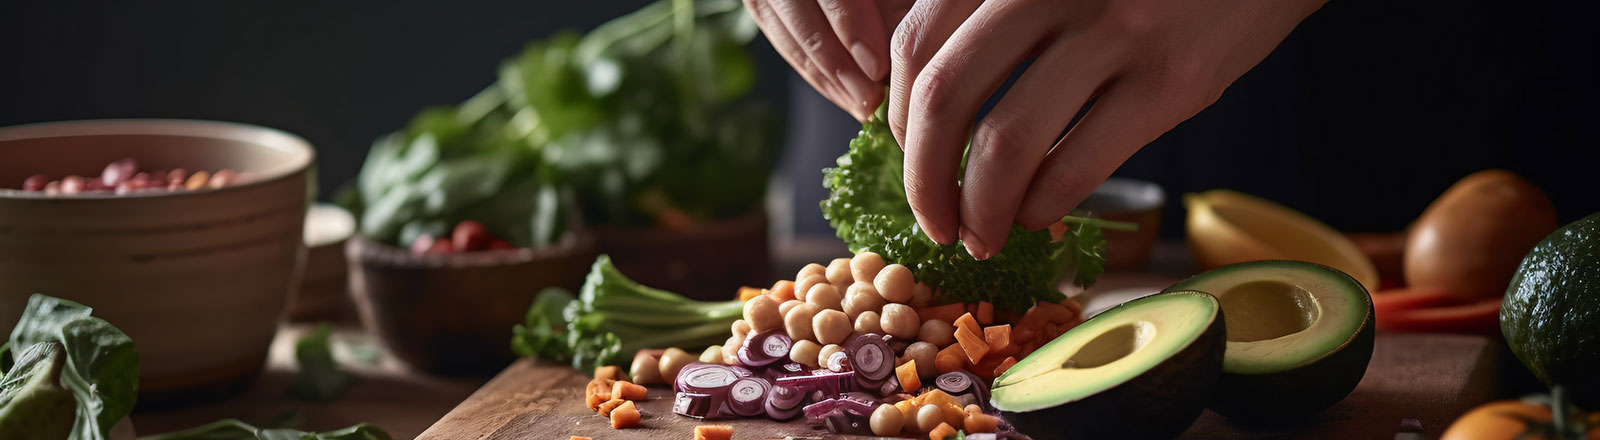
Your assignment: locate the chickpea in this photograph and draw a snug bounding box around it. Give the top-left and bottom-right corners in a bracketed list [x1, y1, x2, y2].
[806, 283, 844, 311]
[842, 282, 888, 320]
[785, 303, 821, 342]
[818, 344, 844, 368]
[700, 345, 725, 364]
[743, 296, 783, 333]
[880, 304, 922, 339]
[825, 257, 854, 289]
[630, 351, 662, 385]
[851, 251, 888, 284]
[918, 319, 956, 347]
[874, 264, 915, 303]
[911, 283, 935, 308]
[903, 342, 939, 378]
[731, 319, 752, 339]
[723, 334, 743, 365]
[796, 263, 826, 285]
[778, 299, 803, 317]
[658, 347, 696, 381]
[855, 310, 885, 335]
[794, 273, 828, 302]
[870, 403, 906, 436]
[790, 339, 823, 368]
[812, 309, 852, 345]
[916, 403, 945, 433]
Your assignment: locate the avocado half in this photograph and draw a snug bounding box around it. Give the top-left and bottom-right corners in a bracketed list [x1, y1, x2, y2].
[1165, 260, 1375, 421]
[991, 291, 1225, 439]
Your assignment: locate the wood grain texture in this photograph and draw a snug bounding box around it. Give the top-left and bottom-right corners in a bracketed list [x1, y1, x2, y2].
[422, 332, 1498, 440]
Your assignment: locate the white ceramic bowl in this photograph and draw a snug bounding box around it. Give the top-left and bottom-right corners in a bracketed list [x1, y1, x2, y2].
[0, 119, 313, 401]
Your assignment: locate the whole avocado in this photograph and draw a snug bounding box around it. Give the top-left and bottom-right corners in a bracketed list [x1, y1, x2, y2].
[1502, 212, 1600, 408]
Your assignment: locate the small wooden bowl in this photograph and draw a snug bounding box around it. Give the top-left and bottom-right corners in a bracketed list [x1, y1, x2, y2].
[290, 203, 357, 322]
[1081, 178, 1165, 271]
[592, 210, 771, 301]
[0, 119, 313, 403]
[347, 232, 596, 376]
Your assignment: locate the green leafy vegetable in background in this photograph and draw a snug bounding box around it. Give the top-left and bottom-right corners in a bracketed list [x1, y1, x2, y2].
[820, 106, 1132, 312]
[288, 325, 348, 402]
[0, 294, 138, 440]
[512, 255, 744, 371]
[136, 419, 390, 440]
[350, 0, 778, 247]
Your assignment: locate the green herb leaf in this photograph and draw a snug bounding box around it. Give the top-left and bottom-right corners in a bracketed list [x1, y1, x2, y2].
[1, 294, 138, 440]
[136, 419, 390, 440]
[288, 325, 349, 402]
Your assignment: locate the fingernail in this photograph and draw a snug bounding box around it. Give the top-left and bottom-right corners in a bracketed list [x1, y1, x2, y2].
[836, 68, 876, 118]
[960, 226, 993, 260]
[849, 42, 885, 80]
[913, 211, 955, 245]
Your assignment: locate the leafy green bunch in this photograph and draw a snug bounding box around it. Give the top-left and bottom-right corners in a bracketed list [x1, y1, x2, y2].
[512, 255, 744, 371]
[349, 0, 779, 247]
[821, 106, 1120, 312]
[0, 294, 138, 440]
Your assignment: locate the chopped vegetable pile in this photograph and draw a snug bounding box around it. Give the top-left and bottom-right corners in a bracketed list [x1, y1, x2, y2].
[511, 255, 746, 371]
[821, 105, 1122, 312]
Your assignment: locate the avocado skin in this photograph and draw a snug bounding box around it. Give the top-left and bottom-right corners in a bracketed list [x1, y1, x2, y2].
[1502, 212, 1600, 409]
[999, 306, 1225, 439]
[1209, 303, 1375, 421]
[0, 342, 78, 440]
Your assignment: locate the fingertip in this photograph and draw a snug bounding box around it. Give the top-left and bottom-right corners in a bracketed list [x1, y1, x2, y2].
[959, 225, 995, 260]
[911, 208, 956, 246]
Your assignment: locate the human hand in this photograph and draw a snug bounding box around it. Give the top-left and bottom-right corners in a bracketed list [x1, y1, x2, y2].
[888, 0, 1326, 259]
[744, 0, 916, 121]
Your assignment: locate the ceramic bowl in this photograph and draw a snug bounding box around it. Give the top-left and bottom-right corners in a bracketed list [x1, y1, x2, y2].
[347, 231, 596, 376]
[290, 203, 357, 322]
[0, 119, 313, 401]
[1081, 178, 1165, 271]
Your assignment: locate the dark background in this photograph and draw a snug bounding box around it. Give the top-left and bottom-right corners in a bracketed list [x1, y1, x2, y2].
[4, 1, 1596, 239]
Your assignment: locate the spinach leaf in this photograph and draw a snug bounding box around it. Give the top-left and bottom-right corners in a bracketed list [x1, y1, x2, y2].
[288, 325, 348, 402]
[0, 294, 138, 440]
[136, 419, 390, 440]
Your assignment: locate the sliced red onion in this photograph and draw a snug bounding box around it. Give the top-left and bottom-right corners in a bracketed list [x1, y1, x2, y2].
[802, 393, 878, 425]
[764, 362, 808, 381]
[729, 365, 755, 378]
[765, 384, 806, 420]
[726, 376, 772, 417]
[826, 350, 851, 372]
[674, 391, 720, 419]
[877, 375, 902, 396]
[778, 370, 857, 397]
[935, 371, 990, 407]
[822, 410, 873, 435]
[675, 363, 741, 394]
[844, 334, 894, 381]
[738, 330, 792, 367]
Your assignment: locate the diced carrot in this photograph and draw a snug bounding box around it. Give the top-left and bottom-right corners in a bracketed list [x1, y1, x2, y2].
[983, 325, 1011, 354]
[918, 303, 967, 325]
[895, 399, 919, 421]
[612, 381, 648, 400]
[693, 424, 735, 440]
[929, 422, 957, 440]
[597, 398, 628, 417]
[1060, 298, 1084, 318]
[975, 302, 995, 325]
[954, 327, 990, 364]
[965, 412, 1001, 433]
[973, 356, 1005, 381]
[1016, 305, 1050, 332]
[610, 400, 640, 429]
[1044, 323, 1062, 341]
[897, 360, 922, 393]
[935, 343, 968, 374]
[737, 286, 765, 301]
[1035, 301, 1077, 324]
[594, 366, 627, 381]
[953, 313, 982, 340]
[571, 436, 593, 440]
[1010, 327, 1036, 346]
[993, 356, 1018, 377]
[586, 393, 608, 411]
[769, 280, 796, 302]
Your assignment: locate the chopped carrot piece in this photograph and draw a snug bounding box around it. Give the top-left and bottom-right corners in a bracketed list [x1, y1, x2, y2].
[597, 398, 628, 417]
[975, 302, 995, 325]
[953, 313, 982, 340]
[983, 325, 1012, 354]
[1016, 305, 1050, 332]
[895, 399, 919, 421]
[769, 280, 796, 302]
[965, 411, 1001, 433]
[918, 303, 967, 325]
[973, 356, 1005, 381]
[1044, 323, 1062, 341]
[929, 422, 957, 440]
[738, 286, 766, 301]
[954, 326, 990, 364]
[612, 381, 648, 400]
[1061, 298, 1084, 317]
[693, 424, 735, 440]
[1035, 301, 1077, 324]
[935, 343, 968, 373]
[1010, 327, 1036, 346]
[610, 400, 640, 429]
[594, 366, 627, 381]
[571, 436, 593, 440]
[993, 356, 1018, 377]
[585, 393, 608, 411]
[897, 360, 922, 393]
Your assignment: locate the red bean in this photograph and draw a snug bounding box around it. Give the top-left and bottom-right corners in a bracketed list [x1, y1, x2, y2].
[427, 238, 455, 255]
[21, 175, 47, 191]
[410, 234, 436, 256]
[452, 220, 491, 252]
[102, 158, 137, 186]
[208, 169, 237, 189]
[60, 176, 85, 194]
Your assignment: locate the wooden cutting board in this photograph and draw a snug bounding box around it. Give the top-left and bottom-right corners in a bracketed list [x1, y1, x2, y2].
[419, 332, 1498, 440]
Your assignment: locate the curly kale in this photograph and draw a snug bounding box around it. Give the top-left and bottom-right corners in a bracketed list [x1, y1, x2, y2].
[821, 106, 1122, 312]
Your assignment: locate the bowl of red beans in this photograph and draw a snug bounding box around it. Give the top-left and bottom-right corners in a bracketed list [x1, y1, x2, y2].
[0, 119, 314, 403]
